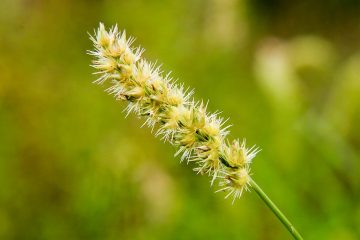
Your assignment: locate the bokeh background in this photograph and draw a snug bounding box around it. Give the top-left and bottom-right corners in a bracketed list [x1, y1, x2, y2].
[1, 0, 360, 239]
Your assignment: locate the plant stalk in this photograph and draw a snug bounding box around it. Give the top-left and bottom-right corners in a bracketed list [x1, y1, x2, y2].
[249, 178, 303, 240]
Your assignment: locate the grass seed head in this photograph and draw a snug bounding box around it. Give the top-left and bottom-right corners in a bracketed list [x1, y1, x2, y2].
[89, 23, 259, 202]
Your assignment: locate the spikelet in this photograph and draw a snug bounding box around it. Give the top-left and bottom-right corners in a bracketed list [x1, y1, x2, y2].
[88, 23, 260, 203]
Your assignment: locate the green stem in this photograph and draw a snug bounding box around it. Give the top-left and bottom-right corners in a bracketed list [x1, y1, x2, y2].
[249, 178, 303, 240]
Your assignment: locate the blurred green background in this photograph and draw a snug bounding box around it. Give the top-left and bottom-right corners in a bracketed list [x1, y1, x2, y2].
[1, 0, 360, 239]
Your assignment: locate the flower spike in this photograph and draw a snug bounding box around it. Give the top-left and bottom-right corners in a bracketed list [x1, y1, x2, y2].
[88, 23, 259, 202]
